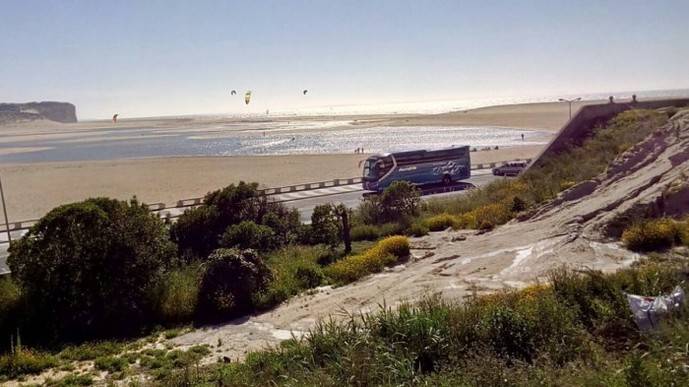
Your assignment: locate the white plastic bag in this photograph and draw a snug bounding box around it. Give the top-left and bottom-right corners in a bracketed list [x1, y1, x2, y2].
[626, 286, 685, 331]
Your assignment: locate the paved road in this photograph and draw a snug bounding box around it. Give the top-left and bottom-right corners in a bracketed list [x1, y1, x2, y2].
[0, 170, 500, 275]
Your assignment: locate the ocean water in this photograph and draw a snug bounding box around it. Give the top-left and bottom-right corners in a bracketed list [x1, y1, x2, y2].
[0, 124, 549, 163]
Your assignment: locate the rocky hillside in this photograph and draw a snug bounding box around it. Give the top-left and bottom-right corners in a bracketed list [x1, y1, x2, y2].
[0, 101, 77, 124]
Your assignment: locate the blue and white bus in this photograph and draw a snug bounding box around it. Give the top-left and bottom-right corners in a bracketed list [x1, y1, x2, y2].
[362, 146, 471, 192]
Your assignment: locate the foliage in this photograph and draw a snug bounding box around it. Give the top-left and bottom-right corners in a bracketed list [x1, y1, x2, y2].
[325, 236, 409, 284]
[254, 245, 327, 309]
[309, 204, 341, 248]
[425, 213, 458, 231]
[94, 355, 128, 372]
[0, 277, 21, 343]
[408, 221, 429, 237]
[7, 197, 175, 342]
[171, 182, 300, 258]
[350, 224, 380, 241]
[58, 341, 124, 362]
[0, 350, 58, 379]
[221, 221, 276, 251]
[151, 265, 201, 324]
[359, 181, 421, 224]
[160, 255, 689, 386]
[622, 218, 682, 251]
[196, 249, 272, 322]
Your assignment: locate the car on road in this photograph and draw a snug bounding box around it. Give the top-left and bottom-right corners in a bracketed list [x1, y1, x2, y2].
[492, 161, 528, 176]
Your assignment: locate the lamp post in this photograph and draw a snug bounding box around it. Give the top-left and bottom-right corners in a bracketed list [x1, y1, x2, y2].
[558, 97, 582, 120]
[0, 175, 10, 245]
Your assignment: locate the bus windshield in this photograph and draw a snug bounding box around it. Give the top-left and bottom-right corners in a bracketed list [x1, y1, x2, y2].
[363, 156, 393, 181]
[363, 160, 374, 178]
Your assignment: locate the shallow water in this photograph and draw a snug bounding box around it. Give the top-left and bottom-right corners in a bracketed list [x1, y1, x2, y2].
[0, 123, 549, 163]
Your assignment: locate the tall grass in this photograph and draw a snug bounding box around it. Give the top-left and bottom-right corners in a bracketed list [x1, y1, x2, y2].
[254, 245, 328, 309]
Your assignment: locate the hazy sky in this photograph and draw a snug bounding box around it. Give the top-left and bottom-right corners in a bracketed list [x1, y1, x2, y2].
[1, 0, 687, 119]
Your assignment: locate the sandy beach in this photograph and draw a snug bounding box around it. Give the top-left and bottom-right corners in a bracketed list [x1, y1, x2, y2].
[0, 146, 538, 220]
[0, 100, 569, 220]
[382, 100, 595, 131]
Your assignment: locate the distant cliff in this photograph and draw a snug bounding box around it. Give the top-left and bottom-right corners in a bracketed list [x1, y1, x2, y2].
[0, 101, 77, 124]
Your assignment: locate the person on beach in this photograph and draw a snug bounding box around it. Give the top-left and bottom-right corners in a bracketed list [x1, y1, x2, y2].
[521, 133, 524, 141]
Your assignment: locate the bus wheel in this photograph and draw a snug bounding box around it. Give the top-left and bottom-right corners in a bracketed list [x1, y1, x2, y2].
[442, 175, 452, 185]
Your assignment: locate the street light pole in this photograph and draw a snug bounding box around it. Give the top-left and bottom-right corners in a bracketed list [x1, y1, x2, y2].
[558, 97, 582, 120]
[0, 175, 11, 246]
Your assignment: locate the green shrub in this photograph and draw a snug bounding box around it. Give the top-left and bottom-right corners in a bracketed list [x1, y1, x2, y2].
[152, 266, 201, 324]
[408, 221, 429, 237]
[7, 197, 175, 341]
[171, 182, 300, 258]
[94, 355, 128, 372]
[46, 373, 94, 386]
[0, 350, 58, 379]
[326, 236, 409, 284]
[197, 249, 271, 322]
[678, 219, 689, 246]
[480, 306, 535, 361]
[58, 341, 124, 361]
[622, 218, 681, 251]
[310, 204, 341, 247]
[359, 181, 420, 224]
[221, 221, 276, 251]
[169, 206, 219, 260]
[0, 277, 21, 342]
[350, 225, 380, 241]
[425, 213, 458, 231]
[254, 246, 326, 309]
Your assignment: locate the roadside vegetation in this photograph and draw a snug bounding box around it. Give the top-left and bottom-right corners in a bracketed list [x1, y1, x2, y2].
[0, 108, 683, 383]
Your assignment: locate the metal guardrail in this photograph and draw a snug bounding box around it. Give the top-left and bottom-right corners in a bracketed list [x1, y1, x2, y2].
[0, 159, 529, 242]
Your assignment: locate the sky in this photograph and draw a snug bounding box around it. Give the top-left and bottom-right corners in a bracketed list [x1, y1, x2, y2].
[1, 0, 688, 119]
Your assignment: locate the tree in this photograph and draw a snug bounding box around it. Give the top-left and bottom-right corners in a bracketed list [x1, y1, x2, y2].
[171, 182, 301, 258]
[8, 198, 175, 341]
[379, 181, 421, 222]
[335, 204, 352, 254]
[221, 221, 276, 251]
[196, 249, 271, 322]
[310, 204, 341, 248]
[358, 181, 421, 224]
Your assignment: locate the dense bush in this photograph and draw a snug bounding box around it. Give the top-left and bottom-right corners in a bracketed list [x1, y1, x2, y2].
[0, 350, 58, 379]
[309, 204, 341, 247]
[0, 277, 21, 343]
[221, 221, 276, 251]
[326, 236, 409, 284]
[254, 245, 327, 309]
[408, 221, 429, 237]
[622, 218, 681, 251]
[196, 249, 272, 322]
[350, 224, 380, 241]
[7, 198, 175, 341]
[425, 213, 458, 231]
[359, 181, 420, 224]
[152, 266, 201, 324]
[171, 182, 300, 258]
